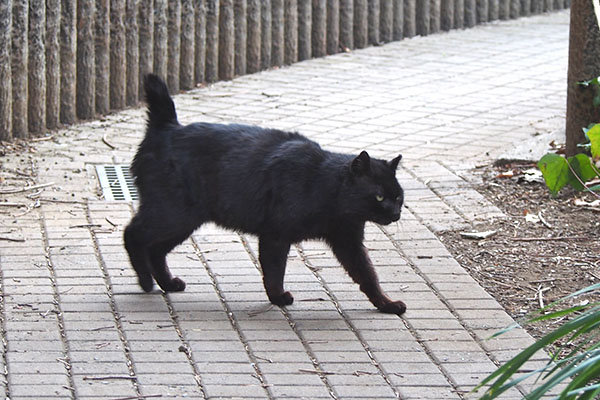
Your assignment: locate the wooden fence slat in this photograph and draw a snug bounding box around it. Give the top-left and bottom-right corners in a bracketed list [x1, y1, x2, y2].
[167, 0, 181, 92]
[430, 0, 441, 33]
[271, 0, 284, 66]
[0, 2, 11, 140]
[499, 0, 510, 19]
[416, 0, 429, 35]
[77, 0, 95, 119]
[125, 0, 138, 105]
[205, 0, 220, 82]
[298, 0, 312, 59]
[219, 0, 234, 80]
[510, 0, 520, 17]
[12, 0, 28, 137]
[284, 0, 298, 64]
[194, 0, 206, 83]
[60, 0, 76, 125]
[476, 0, 488, 23]
[339, 0, 353, 50]
[110, 0, 126, 110]
[404, 0, 416, 37]
[353, 0, 368, 48]
[441, 0, 454, 30]
[327, 0, 339, 53]
[45, 0, 60, 130]
[545, 0, 554, 10]
[138, 0, 153, 96]
[234, 0, 247, 74]
[531, 0, 542, 13]
[521, 0, 531, 16]
[95, 0, 110, 115]
[392, 0, 403, 40]
[380, 0, 393, 43]
[454, 0, 464, 28]
[464, 0, 476, 27]
[489, 0, 499, 20]
[368, 0, 380, 45]
[260, 0, 271, 70]
[247, 0, 261, 72]
[180, 0, 195, 89]
[312, 0, 326, 56]
[153, 0, 168, 81]
[29, 0, 46, 134]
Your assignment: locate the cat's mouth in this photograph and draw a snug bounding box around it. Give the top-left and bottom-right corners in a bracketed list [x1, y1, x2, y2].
[375, 213, 401, 225]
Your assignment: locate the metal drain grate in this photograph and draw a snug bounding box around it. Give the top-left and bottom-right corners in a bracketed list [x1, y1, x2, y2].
[96, 165, 138, 201]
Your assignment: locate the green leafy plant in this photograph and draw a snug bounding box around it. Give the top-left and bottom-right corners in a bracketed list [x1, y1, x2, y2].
[538, 79, 600, 197]
[474, 284, 600, 399]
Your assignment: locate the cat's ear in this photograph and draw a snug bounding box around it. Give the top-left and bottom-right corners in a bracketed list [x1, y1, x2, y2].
[351, 151, 371, 175]
[387, 154, 402, 170]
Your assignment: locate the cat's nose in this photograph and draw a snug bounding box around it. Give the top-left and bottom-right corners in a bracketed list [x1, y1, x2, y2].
[391, 212, 400, 222]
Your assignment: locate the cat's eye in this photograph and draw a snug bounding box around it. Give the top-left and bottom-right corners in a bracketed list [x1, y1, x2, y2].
[375, 194, 384, 202]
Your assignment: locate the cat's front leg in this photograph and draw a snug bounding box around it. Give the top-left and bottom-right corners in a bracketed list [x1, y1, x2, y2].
[328, 236, 406, 316]
[258, 237, 293, 306]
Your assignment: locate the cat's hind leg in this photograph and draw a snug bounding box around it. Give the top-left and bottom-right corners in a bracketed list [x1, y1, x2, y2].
[124, 218, 155, 292]
[147, 230, 194, 292]
[258, 237, 293, 306]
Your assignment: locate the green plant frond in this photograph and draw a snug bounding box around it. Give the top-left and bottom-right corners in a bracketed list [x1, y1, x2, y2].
[565, 383, 600, 400]
[538, 154, 570, 196]
[475, 365, 551, 400]
[525, 305, 592, 325]
[586, 123, 600, 158]
[568, 154, 600, 191]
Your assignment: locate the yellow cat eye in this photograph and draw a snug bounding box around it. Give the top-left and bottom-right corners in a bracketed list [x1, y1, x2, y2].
[375, 194, 384, 202]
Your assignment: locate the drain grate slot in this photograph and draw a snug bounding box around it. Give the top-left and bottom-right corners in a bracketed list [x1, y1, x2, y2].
[96, 165, 138, 201]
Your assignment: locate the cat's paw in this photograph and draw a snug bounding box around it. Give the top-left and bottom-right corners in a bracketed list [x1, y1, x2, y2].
[160, 277, 187, 292]
[139, 276, 155, 293]
[269, 291, 294, 307]
[378, 300, 406, 316]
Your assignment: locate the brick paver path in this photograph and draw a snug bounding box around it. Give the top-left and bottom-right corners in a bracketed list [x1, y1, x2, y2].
[0, 10, 568, 399]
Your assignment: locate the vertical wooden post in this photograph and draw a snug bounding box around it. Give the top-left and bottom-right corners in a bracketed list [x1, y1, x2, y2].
[260, 0, 271, 70]
[194, 0, 206, 83]
[441, 0, 454, 30]
[0, 2, 11, 140]
[476, 0, 488, 23]
[353, 0, 368, 48]
[125, 0, 138, 105]
[531, 0, 542, 14]
[499, 0, 510, 19]
[29, 0, 47, 134]
[180, 0, 196, 89]
[271, 0, 284, 66]
[284, 0, 298, 64]
[368, 0, 380, 45]
[205, 0, 220, 82]
[430, 0, 441, 33]
[154, 0, 168, 81]
[464, 0, 476, 27]
[138, 0, 154, 96]
[380, 0, 393, 43]
[510, 0, 520, 18]
[544, 0, 553, 11]
[247, 0, 261, 72]
[339, 0, 353, 50]
[77, 0, 95, 119]
[454, 0, 464, 28]
[326, 0, 339, 53]
[110, 0, 126, 110]
[12, 0, 28, 137]
[60, 0, 76, 125]
[234, 0, 247, 74]
[298, 0, 312, 59]
[167, 0, 181, 92]
[392, 0, 403, 40]
[403, 0, 416, 37]
[219, 0, 234, 80]
[45, 0, 60, 130]
[312, 0, 326, 57]
[521, 0, 531, 16]
[416, 0, 429, 36]
[95, 0, 110, 115]
[489, 0, 499, 20]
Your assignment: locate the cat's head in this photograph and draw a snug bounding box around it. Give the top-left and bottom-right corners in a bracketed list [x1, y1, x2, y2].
[340, 151, 404, 225]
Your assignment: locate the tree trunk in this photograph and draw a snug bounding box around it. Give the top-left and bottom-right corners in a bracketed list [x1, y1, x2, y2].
[154, 0, 168, 81]
[464, 0, 476, 27]
[260, 0, 271, 69]
[441, 0, 454, 31]
[429, 0, 440, 33]
[29, 0, 46, 134]
[368, 0, 380, 45]
[392, 0, 403, 40]
[167, 0, 181, 92]
[271, 0, 284, 66]
[284, 0, 298, 63]
[110, 0, 126, 110]
[13, 0, 28, 136]
[565, 0, 600, 156]
[298, 0, 312, 59]
[77, 0, 94, 119]
[247, 0, 261, 72]
[205, 0, 220, 82]
[219, 0, 234, 79]
[403, 0, 416, 37]
[416, 0, 429, 36]
[125, 0, 139, 105]
[327, 0, 339, 53]
[234, 0, 247, 75]
[380, 0, 393, 43]
[353, 0, 367, 48]
[95, 0, 110, 115]
[194, 0, 206, 83]
[312, 0, 326, 56]
[339, 0, 353, 50]
[138, 0, 154, 96]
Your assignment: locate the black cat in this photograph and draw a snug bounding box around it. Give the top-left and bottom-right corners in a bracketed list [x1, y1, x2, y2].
[124, 74, 406, 315]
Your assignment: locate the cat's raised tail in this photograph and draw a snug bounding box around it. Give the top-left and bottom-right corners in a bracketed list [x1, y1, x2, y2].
[143, 74, 178, 129]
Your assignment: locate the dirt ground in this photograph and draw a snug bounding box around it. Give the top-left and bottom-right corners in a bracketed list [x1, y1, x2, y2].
[440, 159, 600, 349]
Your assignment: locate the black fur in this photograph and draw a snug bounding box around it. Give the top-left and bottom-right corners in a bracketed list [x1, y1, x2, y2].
[124, 74, 407, 315]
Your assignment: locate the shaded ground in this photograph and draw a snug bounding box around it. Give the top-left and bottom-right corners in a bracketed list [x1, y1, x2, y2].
[441, 160, 600, 349]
